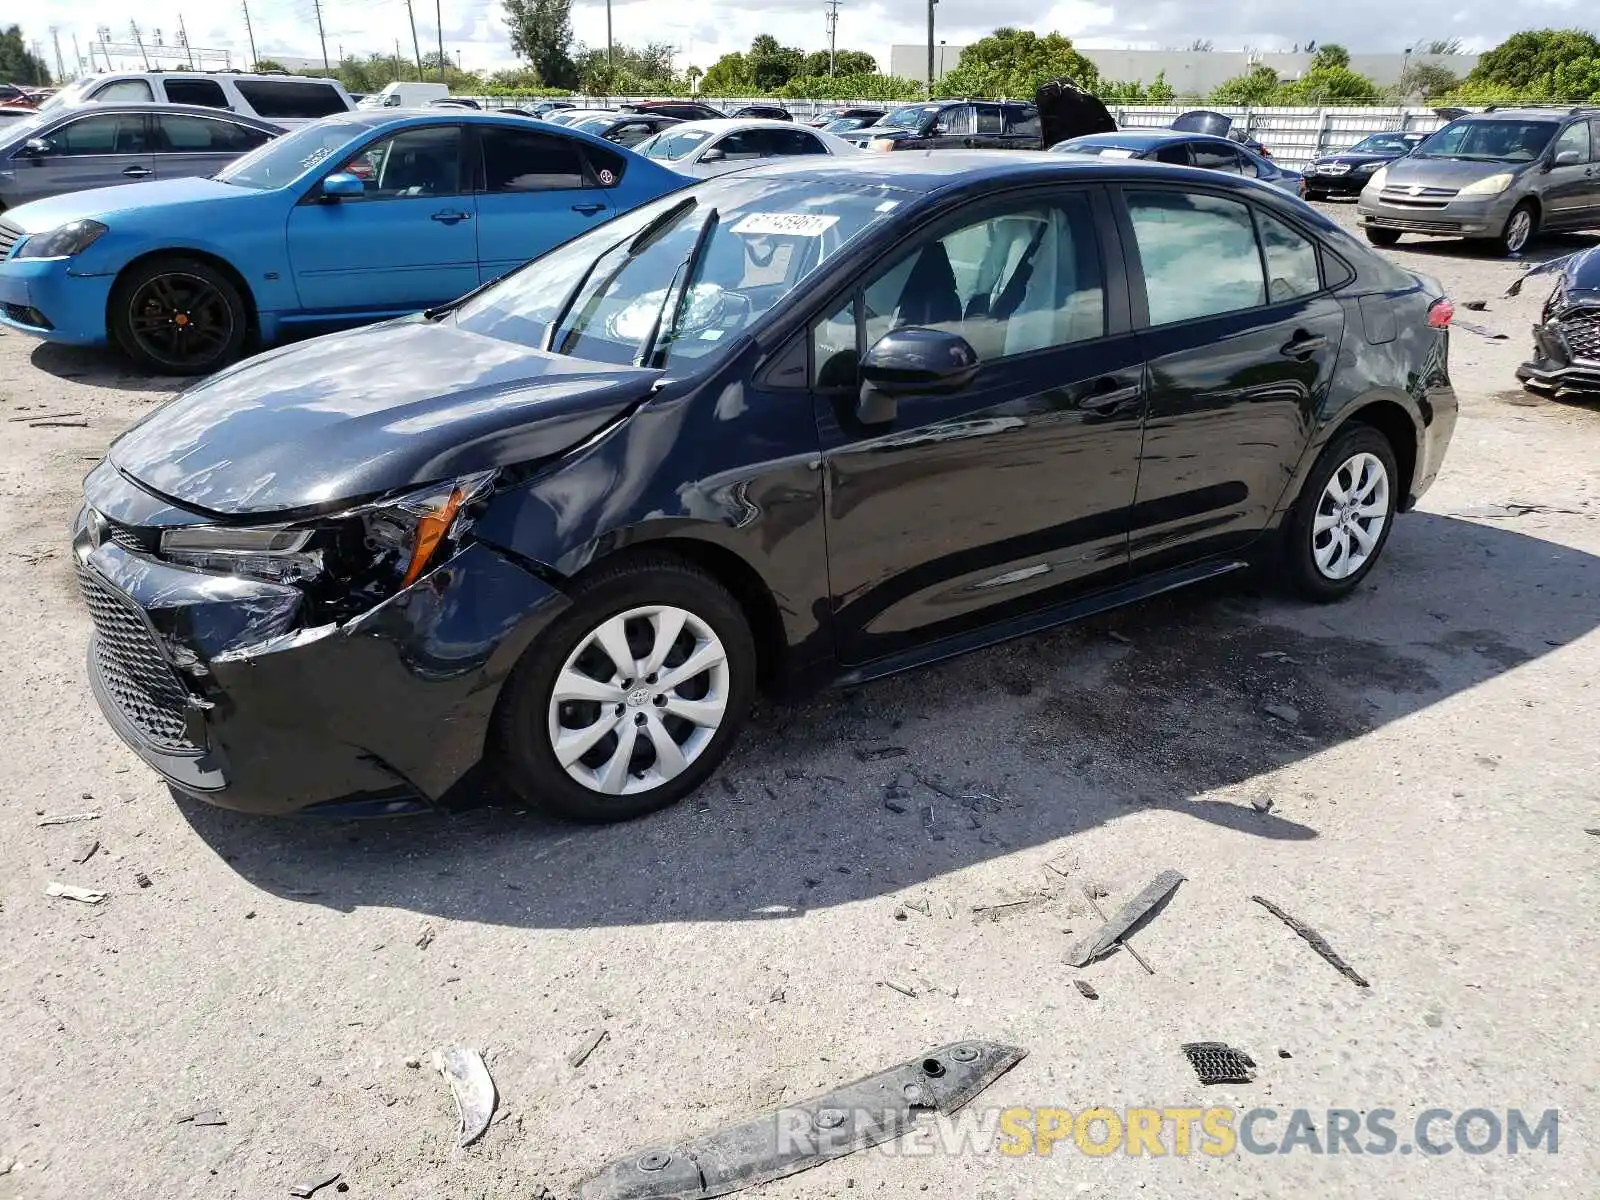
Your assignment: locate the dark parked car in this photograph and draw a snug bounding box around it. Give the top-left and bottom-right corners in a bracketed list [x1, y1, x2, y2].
[729, 105, 792, 122]
[1172, 110, 1272, 158]
[1303, 131, 1426, 199]
[807, 106, 884, 131]
[843, 100, 1046, 151]
[1514, 247, 1600, 394]
[73, 153, 1456, 824]
[1053, 130, 1306, 197]
[564, 110, 683, 148]
[621, 100, 725, 122]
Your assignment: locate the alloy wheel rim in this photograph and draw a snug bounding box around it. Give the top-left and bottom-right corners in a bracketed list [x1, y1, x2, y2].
[128, 273, 233, 369]
[1311, 452, 1390, 581]
[546, 605, 729, 796]
[1506, 211, 1532, 254]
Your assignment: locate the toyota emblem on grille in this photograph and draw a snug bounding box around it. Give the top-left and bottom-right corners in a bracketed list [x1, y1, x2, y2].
[1408, 185, 1424, 196]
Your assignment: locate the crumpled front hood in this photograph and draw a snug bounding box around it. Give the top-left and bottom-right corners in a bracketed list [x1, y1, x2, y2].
[109, 317, 657, 517]
[1380, 156, 1527, 189]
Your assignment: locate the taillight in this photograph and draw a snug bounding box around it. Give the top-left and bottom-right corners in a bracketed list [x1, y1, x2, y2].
[1428, 297, 1454, 328]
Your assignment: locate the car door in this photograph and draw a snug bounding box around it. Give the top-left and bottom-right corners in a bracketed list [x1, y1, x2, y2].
[1001, 103, 1043, 150]
[1117, 185, 1346, 571]
[285, 123, 476, 313]
[812, 186, 1146, 667]
[1543, 120, 1596, 230]
[10, 112, 155, 203]
[472, 122, 615, 285]
[149, 112, 274, 182]
[973, 104, 1006, 149]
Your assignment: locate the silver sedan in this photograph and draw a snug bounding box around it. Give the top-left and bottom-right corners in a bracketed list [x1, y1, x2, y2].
[631, 118, 864, 179]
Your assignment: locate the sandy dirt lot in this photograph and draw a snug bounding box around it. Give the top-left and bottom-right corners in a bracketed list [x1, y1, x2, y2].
[1, 203, 1597, 1200]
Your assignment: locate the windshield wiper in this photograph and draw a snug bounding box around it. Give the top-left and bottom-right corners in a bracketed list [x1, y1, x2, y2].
[636, 207, 719, 370]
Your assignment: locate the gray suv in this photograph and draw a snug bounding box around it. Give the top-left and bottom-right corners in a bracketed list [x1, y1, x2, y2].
[1357, 107, 1600, 256]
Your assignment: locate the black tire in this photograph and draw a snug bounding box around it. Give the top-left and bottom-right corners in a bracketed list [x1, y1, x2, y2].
[493, 555, 757, 823]
[1281, 424, 1401, 602]
[1365, 226, 1402, 247]
[1496, 201, 1538, 257]
[110, 255, 249, 375]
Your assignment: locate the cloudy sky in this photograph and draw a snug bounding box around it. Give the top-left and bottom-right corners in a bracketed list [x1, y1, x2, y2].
[18, 0, 1585, 79]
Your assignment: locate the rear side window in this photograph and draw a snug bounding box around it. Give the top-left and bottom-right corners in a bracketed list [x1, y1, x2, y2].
[941, 106, 976, 137]
[769, 129, 826, 156]
[234, 80, 348, 119]
[163, 78, 229, 109]
[1255, 210, 1321, 302]
[582, 142, 627, 187]
[92, 79, 154, 102]
[1190, 143, 1243, 173]
[1126, 190, 1264, 324]
[480, 126, 587, 191]
[976, 105, 1004, 135]
[154, 114, 272, 153]
[1154, 142, 1190, 165]
[1004, 105, 1041, 138]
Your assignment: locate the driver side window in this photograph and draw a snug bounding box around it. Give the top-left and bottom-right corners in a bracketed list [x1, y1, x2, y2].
[337, 126, 462, 199]
[1553, 121, 1592, 163]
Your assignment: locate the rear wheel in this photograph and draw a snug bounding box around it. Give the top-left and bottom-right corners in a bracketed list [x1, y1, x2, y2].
[1281, 425, 1400, 602]
[1365, 226, 1402, 247]
[494, 556, 757, 823]
[1496, 202, 1537, 257]
[110, 256, 248, 375]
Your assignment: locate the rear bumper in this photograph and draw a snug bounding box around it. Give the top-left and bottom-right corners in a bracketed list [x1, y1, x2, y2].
[0, 257, 114, 345]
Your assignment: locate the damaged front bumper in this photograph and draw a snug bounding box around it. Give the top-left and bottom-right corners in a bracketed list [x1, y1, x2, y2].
[1517, 301, 1600, 393]
[72, 469, 570, 816]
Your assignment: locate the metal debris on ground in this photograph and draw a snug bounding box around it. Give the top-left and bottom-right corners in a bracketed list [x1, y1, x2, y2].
[1454, 318, 1508, 341]
[1461, 299, 1488, 311]
[1106, 630, 1133, 645]
[578, 1041, 1025, 1200]
[177, 1110, 228, 1126]
[921, 805, 943, 841]
[1250, 795, 1275, 814]
[903, 896, 931, 917]
[970, 897, 1048, 923]
[567, 1029, 609, 1069]
[1066, 871, 1183, 968]
[1182, 1042, 1256, 1085]
[1073, 980, 1099, 1000]
[71, 837, 100, 864]
[416, 923, 436, 950]
[289, 1166, 343, 1197]
[45, 881, 107, 905]
[38, 812, 100, 826]
[6, 410, 81, 422]
[434, 1047, 497, 1147]
[1250, 895, 1371, 988]
[1080, 887, 1155, 975]
[882, 979, 919, 998]
[29, 420, 91, 428]
[133, 873, 152, 889]
[854, 746, 909, 762]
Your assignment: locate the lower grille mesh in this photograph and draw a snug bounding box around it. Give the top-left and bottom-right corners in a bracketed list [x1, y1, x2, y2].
[77, 563, 198, 752]
[1559, 311, 1600, 360]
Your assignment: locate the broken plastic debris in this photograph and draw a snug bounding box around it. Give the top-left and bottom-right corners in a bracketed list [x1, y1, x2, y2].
[1182, 1043, 1255, 1085]
[177, 1110, 228, 1126]
[1073, 980, 1099, 1000]
[433, 1048, 496, 1147]
[45, 881, 107, 904]
[213, 623, 338, 663]
[1250, 895, 1370, 988]
[567, 1029, 609, 1069]
[1065, 870, 1183, 967]
[38, 812, 100, 826]
[416, 923, 436, 950]
[579, 1041, 1025, 1200]
[289, 1166, 343, 1197]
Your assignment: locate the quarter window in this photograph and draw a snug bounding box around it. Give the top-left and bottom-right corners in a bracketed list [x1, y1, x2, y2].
[480, 126, 587, 191]
[162, 78, 229, 108]
[812, 298, 858, 388]
[770, 129, 827, 156]
[92, 79, 155, 102]
[339, 126, 462, 198]
[859, 193, 1105, 363]
[1127, 190, 1265, 324]
[233, 80, 349, 119]
[1255, 210, 1322, 302]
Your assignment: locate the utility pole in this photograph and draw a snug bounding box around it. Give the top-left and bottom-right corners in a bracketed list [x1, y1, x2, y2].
[240, 0, 258, 69]
[129, 22, 151, 69]
[436, 0, 445, 81]
[404, 0, 423, 76]
[50, 26, 67, 83]
[926, 0, 936, 95]
[178, 14, 195, 67]
[71, 33, 83, 80]
[606, 0, 613, 70]
[395, 39, 402, 82]
[824, 0, 839, 76]
[312, 0, 330, 70]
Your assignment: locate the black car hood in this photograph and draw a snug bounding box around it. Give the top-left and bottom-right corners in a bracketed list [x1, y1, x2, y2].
[1312, 151, 1396, 168]
[1036, 79, 1117, 146]
[1171, 110, 1234, 138]
[1560, 246, 1600, 293]
[108, 317, 657, 518]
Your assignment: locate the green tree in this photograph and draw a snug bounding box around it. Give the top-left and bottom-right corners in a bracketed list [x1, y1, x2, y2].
[1422, 38, 1463, 55]
[503, 0, 579, 88]
[1457, 29, 1600, 101]
[1392, 60, 1460, 99]
[799, 49, 876, 76]
[1096, 70, 1175, 105]
[574, 41, 679, 94]
[1209, 65, 1280, 105]
[778, 72, 922, 101]
[935, 28, 1099, 100]
[251, 58, 287, 73]
[748, 34, 803, 91]
[1310, 43, 1350, 71]
[1280, 64, 1380, 103]
[700, 51, 753, 94]
[0, 24, 52, 85]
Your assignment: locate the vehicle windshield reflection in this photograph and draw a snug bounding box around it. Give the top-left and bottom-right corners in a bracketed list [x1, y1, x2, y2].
[214, 117, 386, 188]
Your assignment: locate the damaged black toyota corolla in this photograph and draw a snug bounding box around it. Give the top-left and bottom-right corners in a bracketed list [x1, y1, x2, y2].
[1514, 247, 1600, 396]
[75, 154, 1457, 823]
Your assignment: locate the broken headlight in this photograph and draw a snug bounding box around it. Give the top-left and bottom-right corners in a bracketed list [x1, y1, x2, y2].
[159, 526, 322, 583]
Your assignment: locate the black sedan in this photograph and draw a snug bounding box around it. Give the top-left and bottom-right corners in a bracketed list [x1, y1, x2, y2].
[563, 109, 683, 147]
[74, 154, 1457, 824]
[729, 105, 792, 122]
[807, 106, 884, 131]
[1515, 247, 1600, 395]
[1304, 132, 1426, 199]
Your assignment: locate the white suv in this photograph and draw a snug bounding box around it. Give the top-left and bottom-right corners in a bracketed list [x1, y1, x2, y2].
[38, 72, 355, 127]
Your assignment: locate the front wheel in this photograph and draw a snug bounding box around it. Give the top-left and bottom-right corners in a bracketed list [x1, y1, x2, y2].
[1497, 202, 1537, 257]
[1281, 425, 1400, 602]
[494, 556, 757, 823]
[110, 256, 249, 375]
[1365, 226, 1402, 247]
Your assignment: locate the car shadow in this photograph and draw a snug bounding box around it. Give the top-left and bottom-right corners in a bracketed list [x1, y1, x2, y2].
[180, 512, 1600, 928]
[27, 340, 190, 394]
[1390, 230, 1599, 264]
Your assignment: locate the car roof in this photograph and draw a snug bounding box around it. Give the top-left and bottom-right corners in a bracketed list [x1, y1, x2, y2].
[1453, 109, 1567, 121]
[734, 149, 1278, 188]
[1064, 130, 1246, 149]
[654, 118, 809, 133]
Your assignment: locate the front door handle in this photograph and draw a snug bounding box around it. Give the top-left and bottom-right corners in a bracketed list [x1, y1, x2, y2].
[430, 209, 472, 224]
[571, 201, 607, 215]
[1280, 331, 1329, 359]
[122, 165, 153, 178]
[1080, 378, 1142, 414]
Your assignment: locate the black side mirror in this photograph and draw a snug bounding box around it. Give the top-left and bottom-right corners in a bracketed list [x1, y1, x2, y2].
[856, 327, 980, 423]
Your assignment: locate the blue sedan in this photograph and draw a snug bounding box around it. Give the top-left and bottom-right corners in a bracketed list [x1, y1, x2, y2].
[0, 110, 687, 372]
[1052, 130, 1306, 199]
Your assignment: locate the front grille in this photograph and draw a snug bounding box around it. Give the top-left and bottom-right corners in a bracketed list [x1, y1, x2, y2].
[1379, 185, 1459, 209]
[1557, 311, 1600, 360]
[105, 522, 155, 553]
[77, 562, 199, 752]
[0, 219, 21, 260]
[2, 303, 50, 329]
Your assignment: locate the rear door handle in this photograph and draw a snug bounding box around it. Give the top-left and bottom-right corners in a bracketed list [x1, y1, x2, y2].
[571, 201, 607, 215]
[1081, 378, 1142, 414]
[122, 165, 153, 178]
[431, 209, 472, 224]
[1280, 331, 1329, 359]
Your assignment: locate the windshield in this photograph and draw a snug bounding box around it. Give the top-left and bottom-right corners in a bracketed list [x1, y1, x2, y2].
[1416, 119, 1557, 162]
[1347, 133, 1417, 155]
[572, 115, 619, 134]
[880, 105, 939, 131]
[214, 117, 383, 188]
[37, 78, 94, 112]
[639, 128, 713, 161]
[454, 176, 907, 368]
[1053, 142, 1139, 158]
[823, 117, 874, 133]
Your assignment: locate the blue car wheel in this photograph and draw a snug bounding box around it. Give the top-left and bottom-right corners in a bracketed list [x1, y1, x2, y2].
[111, 256, 250, 375]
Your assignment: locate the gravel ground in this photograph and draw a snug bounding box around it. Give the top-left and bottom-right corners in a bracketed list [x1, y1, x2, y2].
[1, 203, 1598, 1200]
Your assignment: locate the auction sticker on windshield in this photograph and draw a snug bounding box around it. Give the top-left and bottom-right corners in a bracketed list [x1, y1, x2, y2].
[731, 213, 841, 237]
